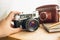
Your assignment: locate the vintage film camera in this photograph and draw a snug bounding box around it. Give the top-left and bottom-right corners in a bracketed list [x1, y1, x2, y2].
[14, 12, 39, 32]
[36, 5, 59, 23]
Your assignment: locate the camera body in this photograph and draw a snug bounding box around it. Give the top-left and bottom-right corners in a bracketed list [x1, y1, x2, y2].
[36, 5, 59, 23]
[14, 12, 39, 32]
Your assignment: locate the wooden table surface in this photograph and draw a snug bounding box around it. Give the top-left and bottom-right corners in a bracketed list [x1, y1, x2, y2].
[9, 24, 60, 40]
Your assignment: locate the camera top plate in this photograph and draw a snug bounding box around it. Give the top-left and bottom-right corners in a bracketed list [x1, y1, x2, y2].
[14, 11, 39, 21]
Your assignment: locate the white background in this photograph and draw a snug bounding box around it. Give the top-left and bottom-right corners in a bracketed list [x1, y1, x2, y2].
[0, 0, 60, 20]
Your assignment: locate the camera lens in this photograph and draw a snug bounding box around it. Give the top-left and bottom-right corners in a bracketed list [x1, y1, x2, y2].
[25, 19, 39, 32]
[29, 21, 36, 27]
[40, 12, 48, 21]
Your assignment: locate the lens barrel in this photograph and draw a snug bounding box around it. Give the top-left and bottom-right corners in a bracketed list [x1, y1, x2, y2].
[25, 19, 39, 32]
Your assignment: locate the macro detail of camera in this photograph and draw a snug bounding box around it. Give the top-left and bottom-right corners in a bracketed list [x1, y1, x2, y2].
[14, 12, 39, 32]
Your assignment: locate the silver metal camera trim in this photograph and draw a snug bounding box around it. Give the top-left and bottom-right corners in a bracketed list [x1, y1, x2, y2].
[14, 11, 39, 21]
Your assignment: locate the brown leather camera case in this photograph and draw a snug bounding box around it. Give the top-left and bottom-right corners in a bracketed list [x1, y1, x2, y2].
[36, 5, 59, 23]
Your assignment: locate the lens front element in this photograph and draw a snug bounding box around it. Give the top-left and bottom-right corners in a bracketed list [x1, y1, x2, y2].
[26, 19, 39, 32]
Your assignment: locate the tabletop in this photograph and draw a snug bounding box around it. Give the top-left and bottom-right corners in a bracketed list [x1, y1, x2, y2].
[8, 24, 60, 40]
